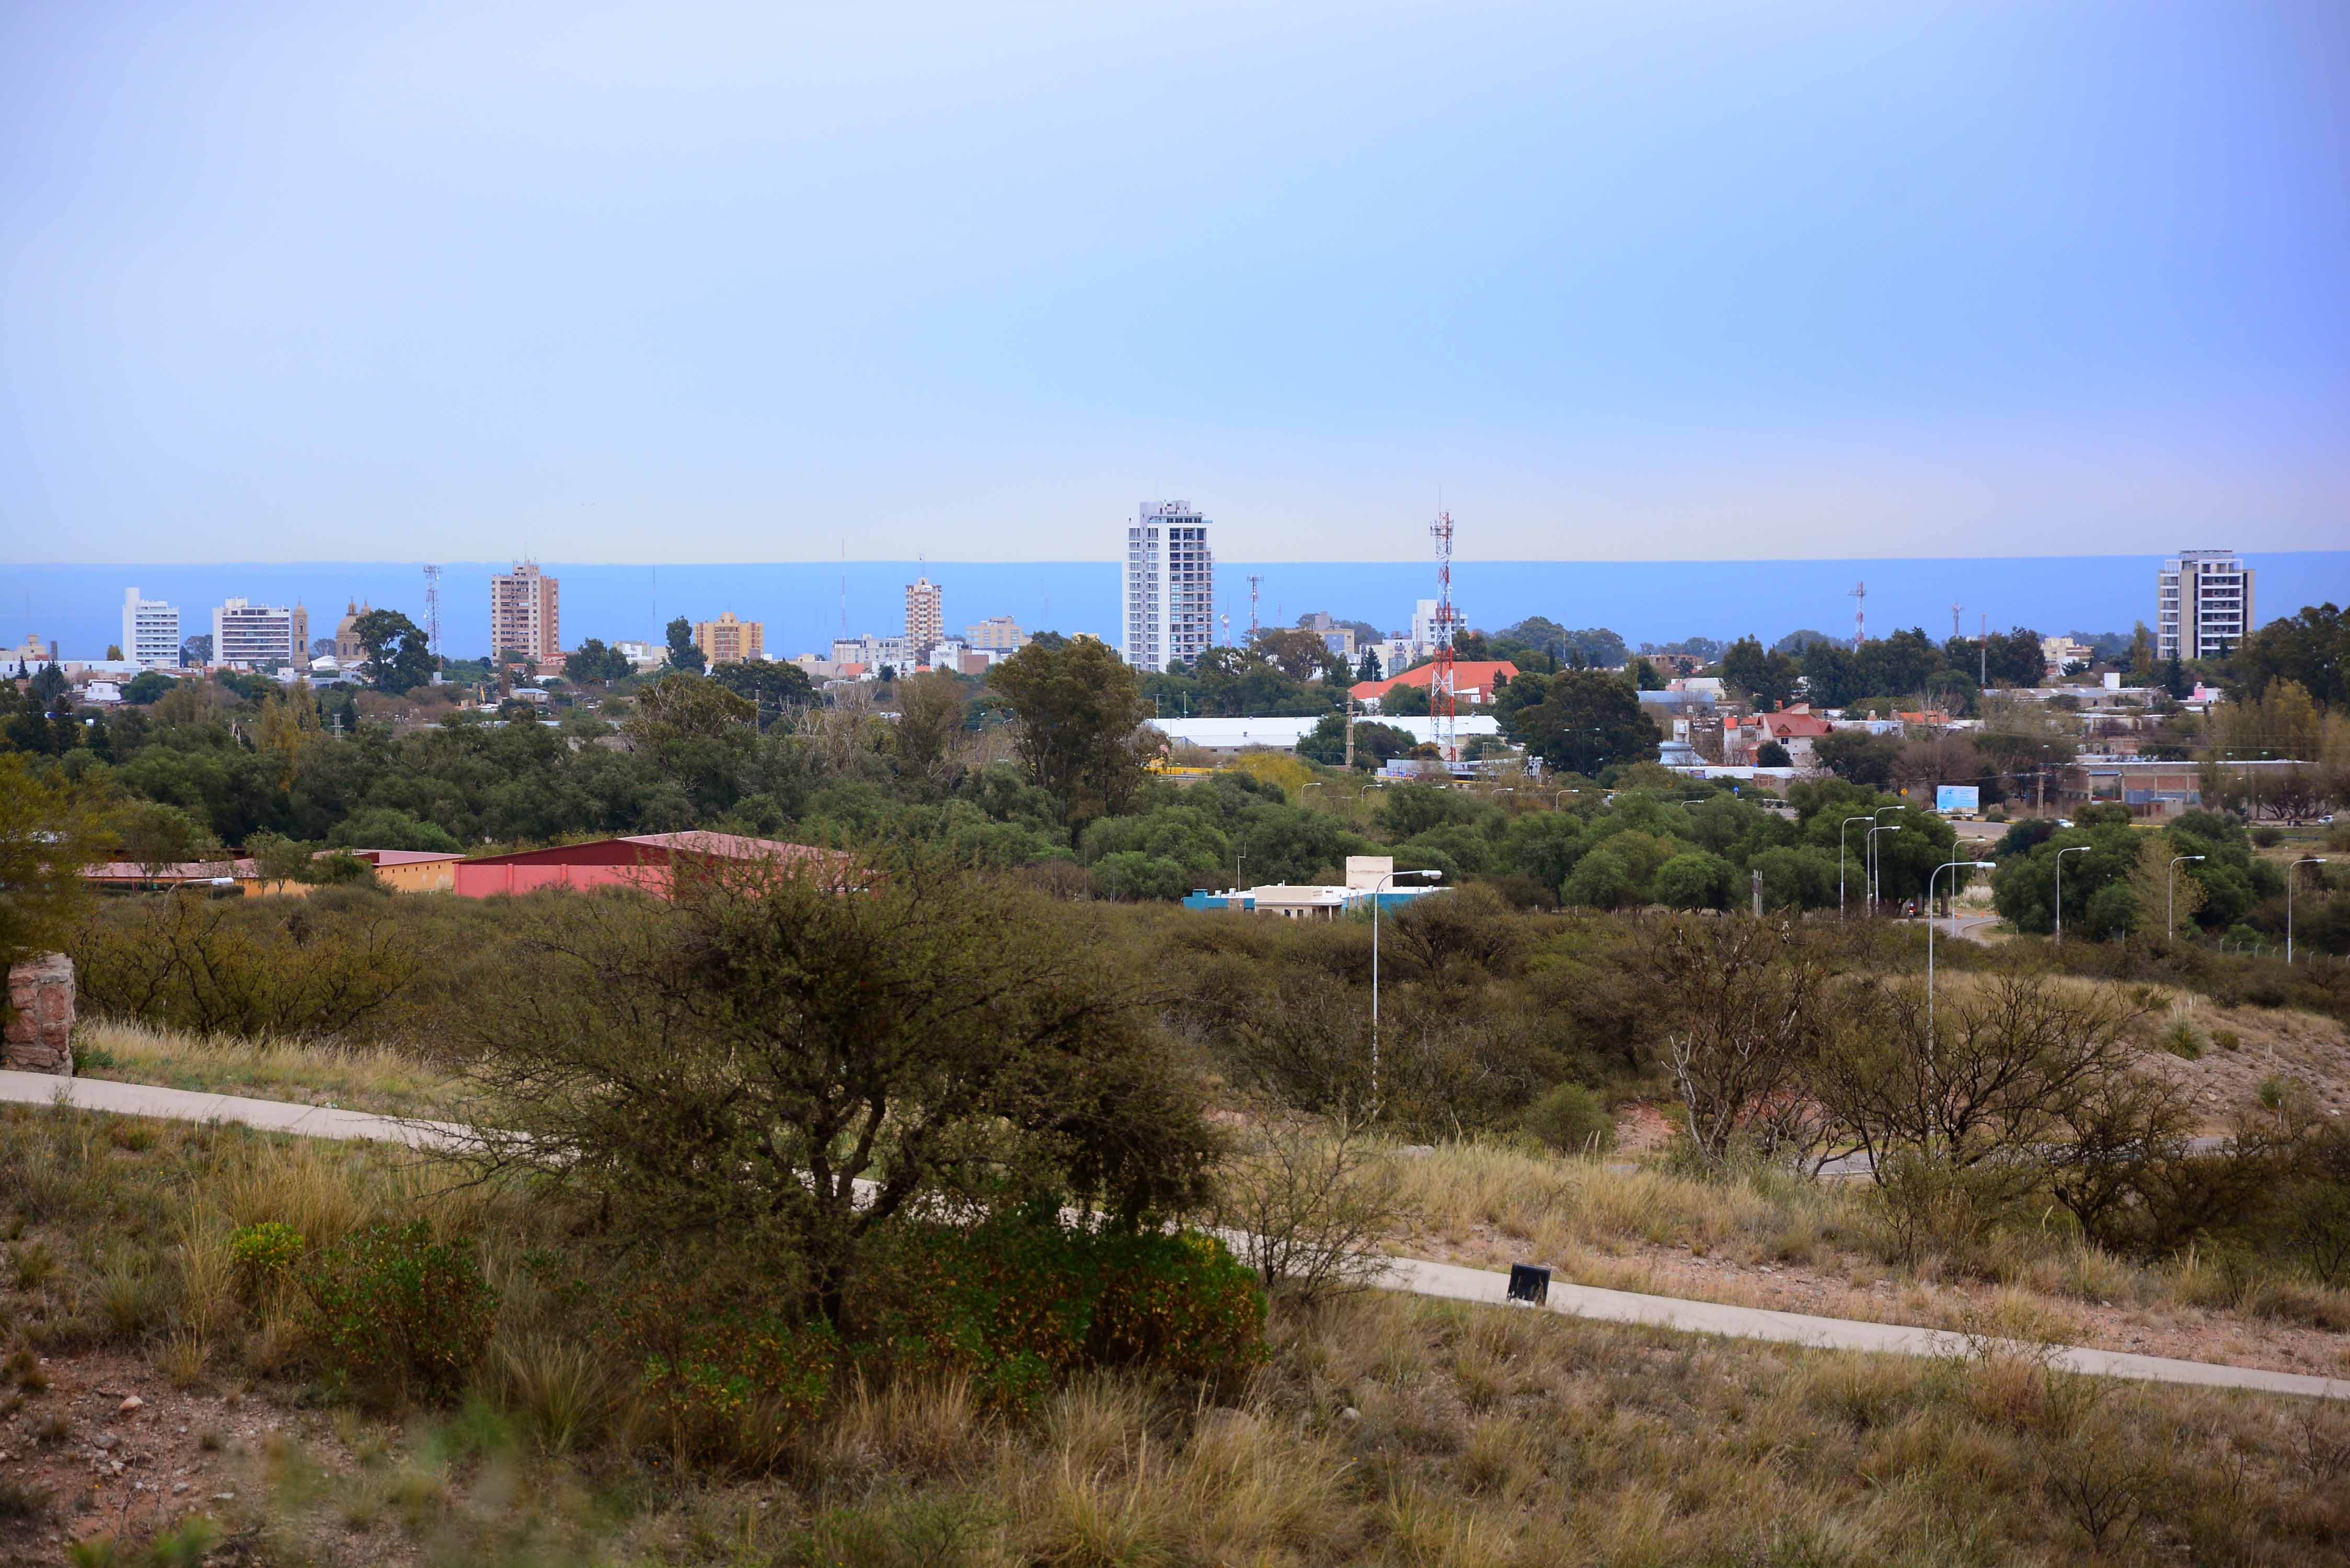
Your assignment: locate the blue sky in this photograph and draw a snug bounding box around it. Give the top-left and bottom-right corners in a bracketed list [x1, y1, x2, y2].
[4, 1, 2346, 564]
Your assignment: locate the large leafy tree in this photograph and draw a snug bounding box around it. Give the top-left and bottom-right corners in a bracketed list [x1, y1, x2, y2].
[1500, 618, 1628, 670]
[0, 756, 106, 978]
[1252, 628, 1346, 684]
[1853, 628, 1942, 699]
[1721, 636, 1801, 710]
[2235, 602, 2347, 708]
[562, 638, 633, 687]
[1515, 670, 1660, 776]
[350, 609, 436, 695]
[456, 857, 1217, 1328]
[990, 635, 1153, 827]
[710, 658, 816, 724]
[663, 615, 706, 675]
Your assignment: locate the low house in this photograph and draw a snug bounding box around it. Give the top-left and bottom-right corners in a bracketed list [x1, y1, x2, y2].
[1347, 660, 1520, 714]
[82, 859, 258, 893]
[452, 832, 855, 900]
[1722, 704, 1833, 766]
[330, 848, 463, 893]
[1180, 856, 1448, 920]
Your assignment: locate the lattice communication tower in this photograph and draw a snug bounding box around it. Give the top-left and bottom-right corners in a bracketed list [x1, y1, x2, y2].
[422, 564, 443, 665]
[1430, 511, 1458, 763]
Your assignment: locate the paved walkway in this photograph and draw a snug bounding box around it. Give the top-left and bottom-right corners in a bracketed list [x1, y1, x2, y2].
[6, 1068, 2345, 1402]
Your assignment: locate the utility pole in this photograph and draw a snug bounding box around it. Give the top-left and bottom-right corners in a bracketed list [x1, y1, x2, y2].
[1979, 612, 1987, 688]
[1344, 697, 1356, 770]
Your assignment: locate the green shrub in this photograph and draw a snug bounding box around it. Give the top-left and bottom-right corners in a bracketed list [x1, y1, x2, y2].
[2211, 1029, 2240, 1053]
[229, 1221, 305, 1293]
[861, 1219, 1266, 1407]
[299, 1220, 497, 1407]
[597, 1287, 838, 1470]
[1523, 1082, 1617, 1153]
[2161, 1018, 2203, 1060]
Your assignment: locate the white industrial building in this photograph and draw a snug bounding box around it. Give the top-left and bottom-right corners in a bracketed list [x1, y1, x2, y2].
[1181, 856, 1450, 919]
[1146, 714, 1501, 756]
[120, 587, 181, 669]
[1121, 501, 1214, 673]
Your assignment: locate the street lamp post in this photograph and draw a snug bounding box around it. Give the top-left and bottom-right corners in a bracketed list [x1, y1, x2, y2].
[1869, 805, 1906, 909]
[2168, 855, 2205, 941]
[2055, 844, 2090, 942]
[1867, 821, 1904, 914]
[1371, 868, 1444, 1108]
[1928, 860, 1999, 1037]
[2288, 857, 2328, 964]
[1839, 816, 1872, 916]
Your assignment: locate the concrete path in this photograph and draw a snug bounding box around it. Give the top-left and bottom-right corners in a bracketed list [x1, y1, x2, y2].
[6, 1068, 2344, 1402]
[0, 1069, 468, 1150]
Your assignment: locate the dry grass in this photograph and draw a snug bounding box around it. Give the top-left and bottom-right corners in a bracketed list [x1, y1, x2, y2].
[1368, 1135, 2350, 1375]
[6, 1103, 2349, 1565]
[72, 1017, 460, 1118]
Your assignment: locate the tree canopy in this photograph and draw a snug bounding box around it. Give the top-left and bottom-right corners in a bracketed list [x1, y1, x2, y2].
[349, 609, 436, 695]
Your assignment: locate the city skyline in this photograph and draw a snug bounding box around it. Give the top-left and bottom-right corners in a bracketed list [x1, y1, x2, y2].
[5, 3, 2347, 565]
[11, 550, 2349, 668]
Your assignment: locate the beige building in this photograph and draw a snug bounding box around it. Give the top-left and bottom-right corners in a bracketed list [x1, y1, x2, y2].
[693, 610, 765, 666]
[905, 578, 943, 650]
[491, 561, 561, 665]
[966, 615, 1029, 654]
[333, 599, 374, 665]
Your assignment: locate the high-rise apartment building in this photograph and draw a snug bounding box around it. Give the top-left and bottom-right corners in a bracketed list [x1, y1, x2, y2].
[491, 561, 561, 664]
[966, 616, 1030, 654]
[905, 578, 943, 650]
[2157, 551, 2254, 661]
[1121, 501, 1214, 672]
[212, 598, 304, 669]
[693, 610, 764, 665]
[121, 588, 181, 670]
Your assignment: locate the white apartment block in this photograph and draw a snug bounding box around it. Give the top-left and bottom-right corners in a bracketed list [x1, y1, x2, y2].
[2157, 551, 2255, 661]
[1121, 501, 1214, 673]
[212, 598, 305, 670]
[121, 587, 181, 669]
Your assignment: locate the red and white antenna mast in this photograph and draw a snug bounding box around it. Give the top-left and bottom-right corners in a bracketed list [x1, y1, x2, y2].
[1430, 511, 1458, 764]
[1849, 580, 1867, 650]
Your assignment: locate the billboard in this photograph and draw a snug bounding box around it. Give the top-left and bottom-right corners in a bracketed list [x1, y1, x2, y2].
[1936, 785, 1980, 815]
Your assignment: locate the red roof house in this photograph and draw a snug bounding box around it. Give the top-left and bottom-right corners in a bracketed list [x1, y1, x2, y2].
[1347, 660, 1520, 712]
[452, 833, 855, 900]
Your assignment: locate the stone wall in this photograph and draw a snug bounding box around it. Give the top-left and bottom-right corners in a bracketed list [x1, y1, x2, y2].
[3, 953, 75, 1075]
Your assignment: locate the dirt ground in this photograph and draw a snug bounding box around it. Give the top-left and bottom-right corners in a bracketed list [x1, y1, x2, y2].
[2132, 994, 2350, 1128]
[0, 1350, 361, 1566]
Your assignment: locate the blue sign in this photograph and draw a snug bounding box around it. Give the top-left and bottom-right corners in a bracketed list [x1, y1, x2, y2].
[1936, 785, 1981, 814]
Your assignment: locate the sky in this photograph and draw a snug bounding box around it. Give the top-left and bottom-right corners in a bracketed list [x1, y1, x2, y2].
[4, 1, 2347, 565]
